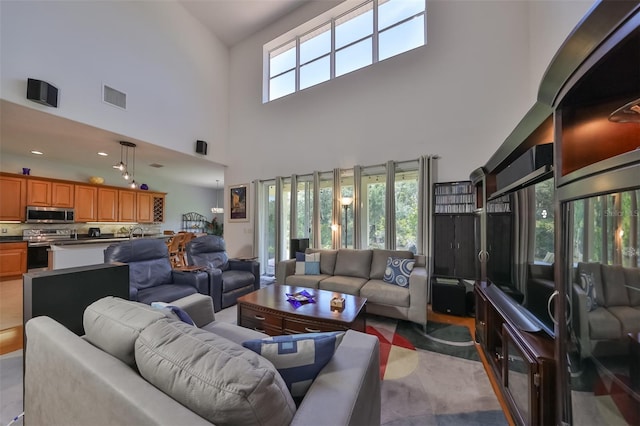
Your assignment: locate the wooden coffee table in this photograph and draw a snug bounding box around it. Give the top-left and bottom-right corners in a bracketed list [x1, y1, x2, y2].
[237, 285, 367, 336]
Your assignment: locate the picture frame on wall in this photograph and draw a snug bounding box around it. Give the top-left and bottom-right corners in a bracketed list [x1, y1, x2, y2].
[229, 184, 249, 222]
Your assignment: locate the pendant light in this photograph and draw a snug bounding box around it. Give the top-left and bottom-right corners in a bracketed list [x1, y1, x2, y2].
[211, 180, 224, 214]
[113, 141, 136, 184]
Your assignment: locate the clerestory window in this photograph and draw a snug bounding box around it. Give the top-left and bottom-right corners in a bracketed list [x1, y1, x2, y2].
[264, 0, 426, 102]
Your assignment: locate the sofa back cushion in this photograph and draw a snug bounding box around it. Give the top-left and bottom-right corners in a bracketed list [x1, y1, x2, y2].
[601, 264, 629, 306]
[83, 296, 168, 367]
[577, 262, 605, 306]
[623, 267, 640, 306]
[370, 249, 414, 280]
[135, 319, 296, 426]
[333, 249, 372, 279]
[307, 249, 338, 275]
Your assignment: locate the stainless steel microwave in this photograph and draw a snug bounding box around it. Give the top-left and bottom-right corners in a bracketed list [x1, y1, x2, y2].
[26, 206, 75, 223]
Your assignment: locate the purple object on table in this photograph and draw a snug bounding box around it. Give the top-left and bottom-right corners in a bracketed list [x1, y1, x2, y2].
[286, 290, 316, 308]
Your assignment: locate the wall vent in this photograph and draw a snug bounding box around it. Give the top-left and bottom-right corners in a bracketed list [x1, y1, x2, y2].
[149, 163, 164, 168]
[102, 84, 126, 110]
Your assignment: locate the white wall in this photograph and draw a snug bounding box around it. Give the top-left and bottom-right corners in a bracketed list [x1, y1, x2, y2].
[223, 0, 591, 256]
[1, 151, 219, 232]
[0, 0, 229, 164]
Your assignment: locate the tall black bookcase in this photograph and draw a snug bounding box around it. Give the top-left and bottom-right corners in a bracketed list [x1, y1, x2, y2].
[433, 181, 478, 279]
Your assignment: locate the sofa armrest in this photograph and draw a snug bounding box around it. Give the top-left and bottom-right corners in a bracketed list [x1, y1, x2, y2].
[572, 283, 591, 358]
[292, 330, 380, 426]
[228, 260, 260, 291]
[25, 317, 212, 425]
[407, 265, 429, 330]
[276, 259, 296, 285]
[170, 293, 216, 328]
[172, 270, 209, 294]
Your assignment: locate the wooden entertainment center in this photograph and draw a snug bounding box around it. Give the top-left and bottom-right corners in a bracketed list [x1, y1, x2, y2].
[475, 283, 555, 425]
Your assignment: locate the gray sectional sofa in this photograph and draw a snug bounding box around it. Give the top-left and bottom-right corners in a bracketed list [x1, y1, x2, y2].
[25, 293, 381, 425]
[276, 248, 428, 331]
[572, 262, 640, 358]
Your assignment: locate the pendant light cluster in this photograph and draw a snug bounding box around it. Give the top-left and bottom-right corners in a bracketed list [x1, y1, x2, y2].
[113, 141, 137, 188]
[211, 180, 224, 214]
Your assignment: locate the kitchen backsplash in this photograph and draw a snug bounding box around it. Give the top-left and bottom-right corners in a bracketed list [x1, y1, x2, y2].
[1, 223, 166, 237]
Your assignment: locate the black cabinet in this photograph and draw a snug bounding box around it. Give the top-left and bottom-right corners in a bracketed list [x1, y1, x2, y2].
[486, 212, 512, 285]
[433, 214, 477, 279]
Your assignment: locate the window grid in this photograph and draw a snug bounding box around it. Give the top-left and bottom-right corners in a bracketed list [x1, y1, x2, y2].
[266, 0, 425, 102]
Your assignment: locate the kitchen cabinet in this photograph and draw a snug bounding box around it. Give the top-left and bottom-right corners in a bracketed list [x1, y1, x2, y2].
[27, 179, 75, 208]
[136, 192, 153, 223]
[0, 242, 27, 279]
[137, 192, 165, 223]
[0, 175, 26, 221]
[118, 190, 136, 222]
[97, 187, 118, 222]
[74, 185, 98, 222]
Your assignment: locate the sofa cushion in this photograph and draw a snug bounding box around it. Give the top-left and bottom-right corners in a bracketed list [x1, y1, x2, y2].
[285, 274, 328, 289]
[242, 331, 344, 400]
[83, 297, 169, 367]
[361, 279, 410, 307]
[370, 250, 413, 280]
[587, 307, 622, 340]
[608, 306, 640, 334]
[221, 270, 255, 292]
[623, 267, 640, 306]
[295, 252, 320, 275]
[137, 284, 198, 305]
[135, 319, 296, 426]
[383, 257, 415, 287]
[601, 265, 629, 307]
[319, 275, 368, 295]
[578, 263, 605, 306]
[308, 249, 337, 275]
[334, 249, 372, 279]
[150, 302, 195, 325]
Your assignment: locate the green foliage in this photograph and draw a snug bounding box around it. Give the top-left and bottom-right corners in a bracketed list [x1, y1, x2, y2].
[205, 217, 223, 236]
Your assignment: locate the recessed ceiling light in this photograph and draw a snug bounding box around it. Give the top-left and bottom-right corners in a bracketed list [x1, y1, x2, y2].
[30, 150, 43, 155]
[97, 152, 108, 156]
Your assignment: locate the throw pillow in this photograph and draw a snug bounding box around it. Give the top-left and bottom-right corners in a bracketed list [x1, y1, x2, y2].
[295, 252, 321, 275]
[579, 272, 598, 311]
[136, 319, 296, 426]
[242, 331, 345, 401]
[151, 302, 195, 326]
[383, 257, 415, 287]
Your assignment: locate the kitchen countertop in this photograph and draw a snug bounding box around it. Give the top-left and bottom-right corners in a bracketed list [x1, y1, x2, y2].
[50, 234, 170, 246]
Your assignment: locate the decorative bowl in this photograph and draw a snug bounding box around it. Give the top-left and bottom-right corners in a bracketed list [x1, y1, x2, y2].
[140, 183, 149, 190]
[89, 176, 105, 184]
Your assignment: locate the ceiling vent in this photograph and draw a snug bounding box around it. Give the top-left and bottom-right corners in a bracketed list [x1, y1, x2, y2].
[102, 84, 126, 110]
[149, 163, 164, 168]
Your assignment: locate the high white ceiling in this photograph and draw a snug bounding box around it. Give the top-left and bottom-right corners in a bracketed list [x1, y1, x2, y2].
[1, 1, 312, 189]
[179, 0, 311, 47]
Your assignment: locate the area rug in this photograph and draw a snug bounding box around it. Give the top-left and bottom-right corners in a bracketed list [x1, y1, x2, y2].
[366, 315, 507, 426]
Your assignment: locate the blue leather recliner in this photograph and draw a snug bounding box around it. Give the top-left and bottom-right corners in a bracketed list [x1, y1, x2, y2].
[104, 238, 209, 304]
[185, 235, 260, 312]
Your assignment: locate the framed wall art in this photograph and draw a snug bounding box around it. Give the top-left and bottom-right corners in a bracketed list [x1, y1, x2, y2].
[229, 184, 249, 222]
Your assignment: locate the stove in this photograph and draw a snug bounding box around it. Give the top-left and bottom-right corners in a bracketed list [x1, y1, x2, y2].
[23, 229, 77, 247]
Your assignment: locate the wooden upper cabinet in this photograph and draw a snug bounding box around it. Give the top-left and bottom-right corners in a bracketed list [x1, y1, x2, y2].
[74, 185, 98, 222]
[97, 188, 118, 222]
[51, 182, 74, 207]
[0, 176, 26, 221]
[136, 192, 153, 223]
[27, 179, 74, 207]
[118, 190, 136, 222]
[27, 179, 51, 206]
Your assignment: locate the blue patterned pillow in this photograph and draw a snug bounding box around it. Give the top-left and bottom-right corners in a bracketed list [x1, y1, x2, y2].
[579, 272, 598, 311]
[294, 252, 320, 275]
[242, 331, 344, 400]
[383, 257, 415, 287]
[150, 302, 195, 326]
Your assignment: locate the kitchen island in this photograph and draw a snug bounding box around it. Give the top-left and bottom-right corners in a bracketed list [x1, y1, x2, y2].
[49, 235, 169, 270]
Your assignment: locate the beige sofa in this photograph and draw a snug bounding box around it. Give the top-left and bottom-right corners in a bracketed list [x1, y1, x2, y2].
[572, 262, 640, 358]
[25, 293, 381, 425]
[276, 248, 428, 331]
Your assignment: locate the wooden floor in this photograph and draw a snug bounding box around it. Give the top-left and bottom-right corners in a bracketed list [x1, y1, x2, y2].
[0, 281, 513, 425]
